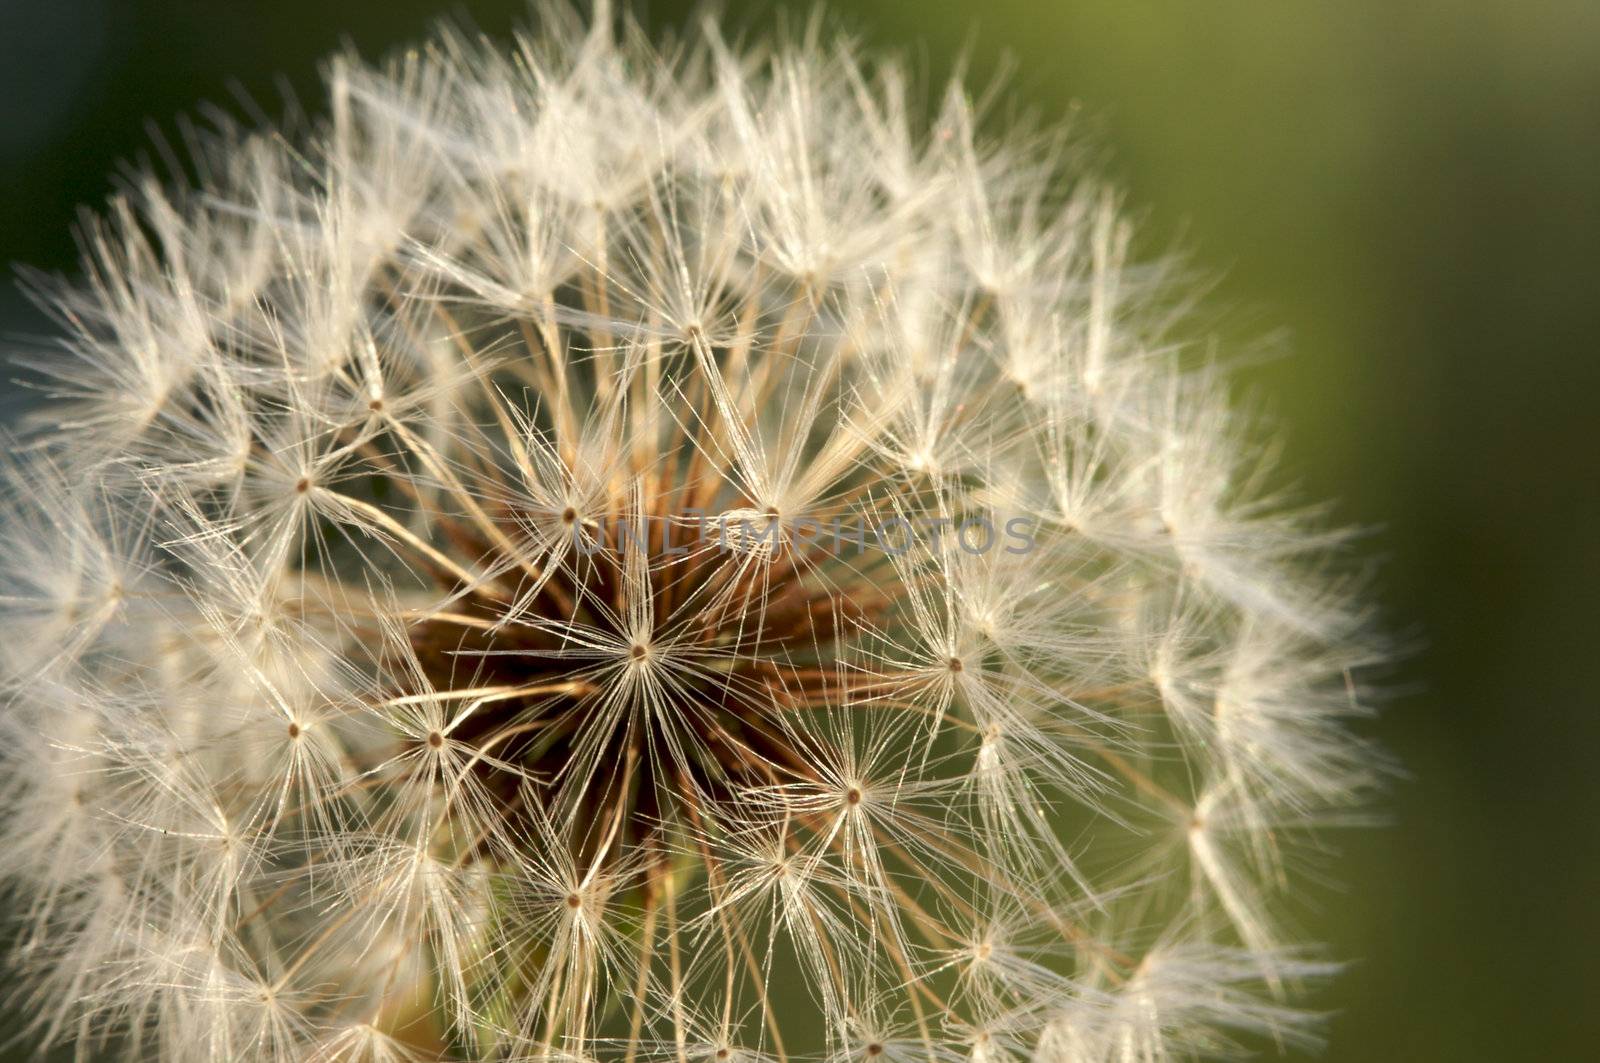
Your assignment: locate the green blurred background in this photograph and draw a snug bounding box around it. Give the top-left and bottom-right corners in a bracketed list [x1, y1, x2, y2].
[3, 1, 1597, 1058]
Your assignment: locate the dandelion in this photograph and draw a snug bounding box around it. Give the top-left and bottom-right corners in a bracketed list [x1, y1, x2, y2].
[0, 3, 1385, 1060]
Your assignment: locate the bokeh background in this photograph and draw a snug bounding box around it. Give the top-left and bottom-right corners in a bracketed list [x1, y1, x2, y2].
[3, 1, 1597, 1058]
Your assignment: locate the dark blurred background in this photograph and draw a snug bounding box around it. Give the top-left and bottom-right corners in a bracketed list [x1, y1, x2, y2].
[3, 1, 1597, 1058]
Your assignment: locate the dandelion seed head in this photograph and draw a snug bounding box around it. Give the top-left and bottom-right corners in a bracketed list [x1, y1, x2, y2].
[1, 3, 1384, 1061]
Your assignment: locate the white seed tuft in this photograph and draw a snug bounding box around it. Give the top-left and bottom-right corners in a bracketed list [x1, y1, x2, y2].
[0, 4, 1385, 1061]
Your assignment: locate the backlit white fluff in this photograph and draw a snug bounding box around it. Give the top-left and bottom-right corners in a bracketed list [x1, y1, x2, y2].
[1, 3, 1383, 1060]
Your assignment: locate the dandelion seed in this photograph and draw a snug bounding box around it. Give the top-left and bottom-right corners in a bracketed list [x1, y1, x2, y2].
[0, 3, 1385, 1061]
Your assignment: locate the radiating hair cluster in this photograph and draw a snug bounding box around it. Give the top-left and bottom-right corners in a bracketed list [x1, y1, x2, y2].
[0, 3, 1383, 1060]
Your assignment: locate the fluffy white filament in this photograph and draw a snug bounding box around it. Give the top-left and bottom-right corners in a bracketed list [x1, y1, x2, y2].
[0, 3, 1382, 1061]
